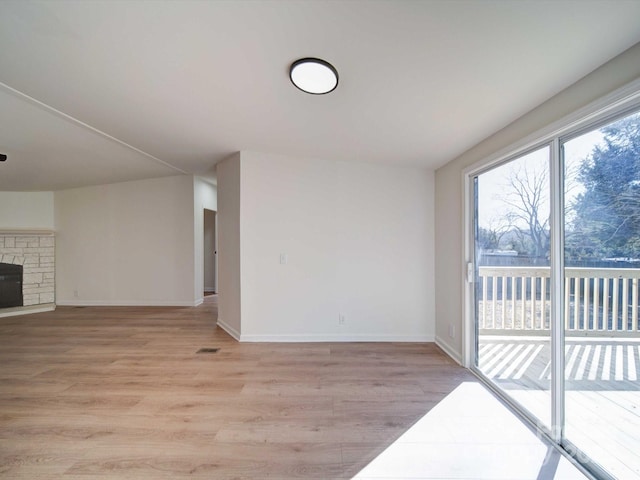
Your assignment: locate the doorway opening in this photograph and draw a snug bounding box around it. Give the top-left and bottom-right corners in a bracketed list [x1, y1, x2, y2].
[204, 209, 217, 295]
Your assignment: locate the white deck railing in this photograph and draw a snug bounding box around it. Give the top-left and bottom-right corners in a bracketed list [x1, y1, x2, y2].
[478, 266, 640, 335]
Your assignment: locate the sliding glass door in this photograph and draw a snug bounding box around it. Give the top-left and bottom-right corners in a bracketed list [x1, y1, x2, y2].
[470, 106, 640, 479]
[474, 146, 552, 429]
[562, 111, 640, 478]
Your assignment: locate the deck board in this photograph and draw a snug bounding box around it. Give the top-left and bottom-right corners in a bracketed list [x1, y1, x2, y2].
[479, 334, 640, 477]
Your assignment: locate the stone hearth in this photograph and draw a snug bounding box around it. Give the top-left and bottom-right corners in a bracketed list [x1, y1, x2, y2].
[0, 232, 55, 308]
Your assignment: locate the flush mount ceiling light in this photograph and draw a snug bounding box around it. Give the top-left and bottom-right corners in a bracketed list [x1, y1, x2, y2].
[289, 58, 338, 95]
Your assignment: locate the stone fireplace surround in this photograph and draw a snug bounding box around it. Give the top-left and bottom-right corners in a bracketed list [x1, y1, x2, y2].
[0, 230, 55, 315]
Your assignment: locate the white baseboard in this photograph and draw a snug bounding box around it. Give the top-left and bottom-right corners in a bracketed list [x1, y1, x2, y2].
[0, 303, 56, 318]
[56, 299, 201, 307]
[238, 333, 435, 343]
[204, 288, 216, 293]
[216, 318, 240, 340]
[435, 335, 462, 365]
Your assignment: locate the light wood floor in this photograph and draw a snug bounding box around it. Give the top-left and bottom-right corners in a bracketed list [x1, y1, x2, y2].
[0, 296, 473, 479]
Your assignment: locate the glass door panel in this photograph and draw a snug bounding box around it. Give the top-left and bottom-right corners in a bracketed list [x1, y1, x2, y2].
[563, 111, 640, 477]
[475, 146, 552, 428]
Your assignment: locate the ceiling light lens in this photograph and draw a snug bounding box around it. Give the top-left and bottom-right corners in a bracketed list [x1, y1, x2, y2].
[290, 58, 338, 95]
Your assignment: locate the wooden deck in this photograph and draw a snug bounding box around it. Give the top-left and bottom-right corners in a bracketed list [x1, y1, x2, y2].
[479, 336, 640, 390]
[479, 335, 640, 478]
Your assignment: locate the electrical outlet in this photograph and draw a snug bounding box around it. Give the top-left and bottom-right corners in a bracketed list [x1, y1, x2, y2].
[338, 313, 346, 326]
[448, 323, 455, 339]
[279, 253, 288, 265]
[73, 289, 79, 298]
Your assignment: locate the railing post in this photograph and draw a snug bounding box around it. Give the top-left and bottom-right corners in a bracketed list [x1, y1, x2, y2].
[622, 278, 629, 331]
[603, 278, 610, 331]
[511, 275, 516, 329]
[501, 277, 508, 329]
[633, 277, 639, 332]
[574, 278, 580, 332]
[520, 276, 526, 329]
[532, 277, 538, 329]
[593, 277, 600, 330]
[492, 276, 498, 329]
[541, 276, 547, 329]
[613, 279, 619, 331]
[564, 277, 570, 331]
[482, 274, 488, 329]
[583, 276, 590, 331]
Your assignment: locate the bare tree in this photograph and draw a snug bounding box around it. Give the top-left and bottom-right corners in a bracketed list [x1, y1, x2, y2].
[501, 161, 550, 257]
[478, 215, 513, 250]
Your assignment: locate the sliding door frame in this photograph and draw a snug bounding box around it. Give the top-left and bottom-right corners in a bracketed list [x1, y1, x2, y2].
[549, 136, 564, 443]
[462, 78, 640, 479]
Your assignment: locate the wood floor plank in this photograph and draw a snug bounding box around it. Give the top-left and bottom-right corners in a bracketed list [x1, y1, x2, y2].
[0, 295, 471, 479]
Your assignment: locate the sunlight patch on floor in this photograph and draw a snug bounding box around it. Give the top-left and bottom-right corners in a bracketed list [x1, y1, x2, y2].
[352, 382, 588, 480]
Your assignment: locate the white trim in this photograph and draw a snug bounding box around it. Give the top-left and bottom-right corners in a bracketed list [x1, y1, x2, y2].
[435, 335, 463, 365]
[216, 319, 240, 341]
[56, 299, 200, 307]
[462, 171, 474, 369]
[462, 77, 640, 178]
[0, 230, 55, 236]
[238, 334, 435, 343]
[0, 303, 56, 318]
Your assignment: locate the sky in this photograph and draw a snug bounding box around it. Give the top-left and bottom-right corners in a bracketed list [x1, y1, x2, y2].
[476, 130, 605, 231]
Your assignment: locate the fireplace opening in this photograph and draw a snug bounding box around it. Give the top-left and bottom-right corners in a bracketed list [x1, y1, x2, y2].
[0, 263, 23, 308]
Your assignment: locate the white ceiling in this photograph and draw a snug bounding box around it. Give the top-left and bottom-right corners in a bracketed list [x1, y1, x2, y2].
[1, 0, 640, 191]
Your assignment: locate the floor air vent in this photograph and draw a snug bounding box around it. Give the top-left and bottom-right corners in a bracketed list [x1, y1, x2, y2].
[196, 348, 220, 354]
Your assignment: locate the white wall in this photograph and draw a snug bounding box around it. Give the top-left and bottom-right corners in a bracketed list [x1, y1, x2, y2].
[0, 191, 54, 229]
[216, 153, 242, 338]
[55, 175, 196, 306]
[434, 43, 640, 363]
[237, 151, 434, 341]
[193, 176, 217, 304]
